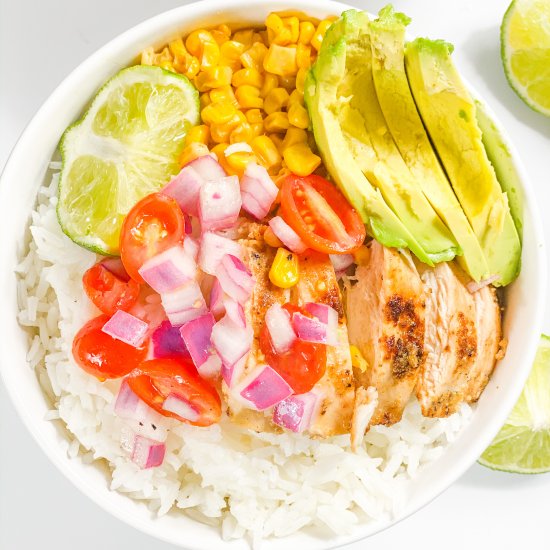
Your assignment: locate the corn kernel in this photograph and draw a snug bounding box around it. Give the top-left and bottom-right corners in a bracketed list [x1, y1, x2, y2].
[259, 30, 269, 45]
[200, 92, 212, 110]
[232, 67, 263, 88]
[211, 143, 236, 175]
[210, 123, 231, 144]
[252, 135, 282, 170]
[233, 29, 255, 47]
[288, 89, 304, 106]
[283, 17, 300, 43]
[283, 142, 321, 176]
[260, 73, 279, 98]
[269, 133, 285, 154]
[184, 56, 201, 78]
[269, 248, 300, 288]
[220, 40, 246, 71]
[350, 345, 368, 373]
[264, 227, 283, 248]
[282, 127, 308, 149]
[252, 32, 265, 44]
[230, 122, 255, 144]
[195, 66, 233, 91]
[211, 24, 231, 45]
[245, 108, 263, 124]
[240, 42, 268, 71]
[179, 142, 210, 167]
[263, 44, 297, 76]
[141, 47, 156, 65]
[278, 74, 297, 91]
[235, 85, 263, 109]
[264, 111, 290, 133]
[160, 60, 175, 72]
[296, 43, 312, 69]
[201, 100, 237, 125]
[250, 122, 264, 137]
[296, 67, 308, 93]
[311, 19, 334, 51]
[299, 21, 316, 44]
[209, 85, 239, 108]
[263, 87, 290, 115]
[353, 245, 371, 265]
[169, 38, 187, 59]
[288, 103, 309, 129]
[226, 151, 257, 175]
[186, 30, 220, 68]
[185, 125, 210, 146]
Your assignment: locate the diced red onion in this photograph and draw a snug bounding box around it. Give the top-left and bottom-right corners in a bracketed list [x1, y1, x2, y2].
[292, 312, 329, 344]
[160, 281, 208, 326]
[179, 313, 220, 372]
[184, 214, 193, 235]
[239, 365, 293, 411]
[102, 310, 148, 347]
[197, 353, 222, 379]
[265, 303, 296, 353]
[150, 320, 190, 360]
[223, 296, 246, 329]
[217, 254, 254, 304]
[100, 257, 130, 282]
[466, 274, 499, 293]
[329, 254, 354, 272]
[304, 302, 338, 327]
[199, 232, 243, 275]
[209, 279, 225, 320]
[131, 433, 166, 469]
[186, 154, 226, 180]
[138, 246, 196, 294]
[268, 216, 307, 254]
[199, 176, 242, 231]
[224, 142, 252, 156]
[162, 165, 203, 217]
[184, 236, 200, 261]
[162, 393, 200, 423]
[221, 354, 247, 387]
[240, 162, 279, 220]
[272, 392, 319, 432]
[211, 315, 252, 369]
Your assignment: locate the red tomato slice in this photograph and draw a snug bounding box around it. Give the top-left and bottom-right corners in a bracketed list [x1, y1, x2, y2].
[259, 304, 326, 394]
[82, 262, 140, 316]
[72, 314, 149, 380]
[127, 358, 221, 427]
[120, 193, 185, 284]
[280, 174, 366, 254]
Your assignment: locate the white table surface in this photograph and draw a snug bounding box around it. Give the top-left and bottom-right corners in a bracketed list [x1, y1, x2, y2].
[1, 0, 549, 549]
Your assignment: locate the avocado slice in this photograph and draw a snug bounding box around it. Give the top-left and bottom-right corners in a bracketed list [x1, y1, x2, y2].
[369, 6, 489, 281]
[305, 18, 434, 265]
[405, 38, 521, 286]
[318, 10, 459, 264]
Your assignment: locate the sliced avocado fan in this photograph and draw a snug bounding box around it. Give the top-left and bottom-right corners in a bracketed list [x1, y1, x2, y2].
[369, 6, 490, 282]
[405, 38, 521, 286]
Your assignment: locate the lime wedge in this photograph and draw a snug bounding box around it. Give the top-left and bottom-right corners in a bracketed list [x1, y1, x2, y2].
[57, 65, 199, 255]
[501, 0, 550, 116]
[479, 335, 550, 474]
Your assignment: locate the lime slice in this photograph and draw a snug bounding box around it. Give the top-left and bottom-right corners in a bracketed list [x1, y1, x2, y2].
[57, 65, 200, 255]
[479, 334, 550, 474]
[501, 0, 550, 116]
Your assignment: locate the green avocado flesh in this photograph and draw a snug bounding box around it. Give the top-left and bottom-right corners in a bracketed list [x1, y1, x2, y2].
[369, 6, 489, 281]
[306, 9, 459, 266]
[405, 38, 521, 286]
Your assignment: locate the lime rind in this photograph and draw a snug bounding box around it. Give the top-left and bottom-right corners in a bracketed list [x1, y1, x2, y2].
[479, 335, 550, 474]
[57, 65, 200, 255]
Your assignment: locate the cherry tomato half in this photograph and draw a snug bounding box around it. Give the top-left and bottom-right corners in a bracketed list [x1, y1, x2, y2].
[259, 304, 326, 394]
[280, 174, 366, 254]
[72, 314, 149, 380]
[120, 193, 185, 284]
[82, 261, 140, 316]
[127, 358, 221, 427]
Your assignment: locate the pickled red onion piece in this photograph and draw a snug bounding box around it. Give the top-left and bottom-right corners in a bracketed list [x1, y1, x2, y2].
[304, 302, 338, 346]
[239, 365, 293, 411]
[272, 392, 319, 432]
[179, 313, 221, 377]
[130, 433, 166, 469]
[102, 310, 148, 348]
[138, 245, 196, 293]
[240, 162, 278, 220]
[199, 232, 243, 276]
[217, 254, 254, 304]
[162, 393, 200, 423]
[265, 303, 296, 353]
[151, 320, 190, 360]
[199, 176, 241, 231]
[211, 315, 252, 369]
[160, 281, 207, 326]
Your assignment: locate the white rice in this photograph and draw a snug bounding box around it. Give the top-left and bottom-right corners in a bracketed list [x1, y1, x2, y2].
[17, 168, 473, 542]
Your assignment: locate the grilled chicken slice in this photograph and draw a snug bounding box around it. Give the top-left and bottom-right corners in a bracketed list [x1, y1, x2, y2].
[416, 262, 478, 417]
[466, 284, 503, 403]
[291, 251, 355, 437]
[346, 242, 426, 427]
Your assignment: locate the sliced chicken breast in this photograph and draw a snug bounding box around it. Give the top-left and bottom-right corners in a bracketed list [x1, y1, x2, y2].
[346, 241, 426, 426]
[416, 262, 478, 417]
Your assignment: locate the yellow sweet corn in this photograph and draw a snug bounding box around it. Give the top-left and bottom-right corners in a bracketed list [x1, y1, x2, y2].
[211, 24, 231, 46]
[240, 42, 268, 71]
[160, 60, 175, 72]
[250, 122, 265, 138]
[232, 67, 263, 88]
[169, 38, 187, 59]
[264, 111, 290, 133]
[141, 47, 156, 65]
[288, 103, 309, 129]
[233, 29, 255, 47]
[263, 87, 290, 114]
[278, 75, 297, 91]
[186, 30, 220, 68]
[350, 345, 368, 373]
[283, 142, 321, 176]
[353, 246, 371, 266]
[195, 66, 233, 91]
[185, 125, 210, 146]
[266, 13, 285, 42]
[311, 19, 334, 51]
[179, 142, 210, 167]
[295, 68, 308, 93]
[209, 85, 239, 108]
[220, 40, 246, 71]
[251, 135, 282, 170]
[288, 89, 304, 106]
[200, 92, 212, 110]
[296, 43, 312, 69]
[263, 44, 298, 77]
[269, 248, 300, 288]
[235, 85, 263, 109]
[260, 73, 279, 98]
[210, 111, 246, 143]
[282, 127, 308, 149]
[245, 108, 264, 124]
[269, 133, 285, 154]
[226, 150, 257, 174]
[210, 143, 235, 175]
[298, 21, 316, 44]
[283, 17, 300, 43]
[230, 122, 255, 144]
[263, 226, 283, 248]
[183, 56, 201, 79]
[201, 100, 237, 125]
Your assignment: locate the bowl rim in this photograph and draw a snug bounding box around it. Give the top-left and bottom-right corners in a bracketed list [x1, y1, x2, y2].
[0, 0, 546, 548]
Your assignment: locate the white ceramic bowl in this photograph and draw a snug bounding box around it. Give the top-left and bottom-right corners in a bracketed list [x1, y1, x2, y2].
[0, 1, 546, 548]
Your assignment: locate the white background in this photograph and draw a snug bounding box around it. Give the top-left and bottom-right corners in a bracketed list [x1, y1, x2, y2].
[1, 0, 549, 549]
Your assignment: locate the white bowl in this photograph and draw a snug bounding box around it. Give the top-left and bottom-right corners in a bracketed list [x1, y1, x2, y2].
[0, 1, 546, 548]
